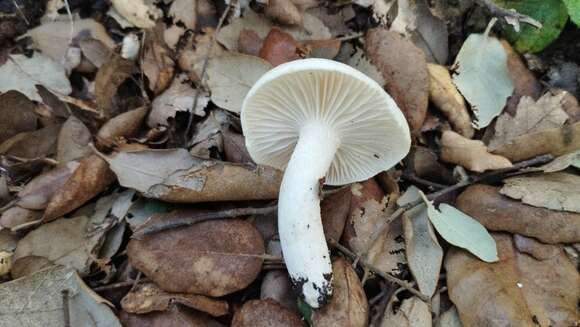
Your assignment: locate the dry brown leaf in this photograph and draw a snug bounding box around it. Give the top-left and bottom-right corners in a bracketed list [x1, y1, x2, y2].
[57, 115, 92, 163]
[169, 0, 197, 29]
[222, 129, 253, 163]
[79, 38, 111, 69]
[164, 25, 186, 50]
[97, 107, 148, 149]
[0, 91, 38, 144]
[43, 154, 116, 222]
[492, 121, 580, 162]
[259, 28, 300, 66]
[120, 307, 224, 327]
[301, 38, 341, 60]
[0, 124, 61, 159]
[232, 299, 304, 327]
[489, 92, 570, 151]
[408, 146, 455, 185]
[111, 0, 162, 28]
[427, 64, 474, 138]
[456, 184, 580, 244]
[306, 6, 355, 37]
[502, 40, 542, 116]
[312, 257, 368, 327]
[0, 206, 42, 230]
[380, 296, 431, 327]
[265, 0, 302, 26]
[143, 27, 175, 95]
[445, 233, 579, 327]
[365, 28, 429, 133]
[260, 270, 298, 312]
[238, 28, 263, 56]
[17, 161, 79, 210]
[500, 172, 580, 213]
[441, 130, 512, 172]
[320, 186, 351, 242]
[177, 29, 226, 84]
[121, 282, 228, 316]
[128, 219, 264, 296]
[95, 54, 135, 118]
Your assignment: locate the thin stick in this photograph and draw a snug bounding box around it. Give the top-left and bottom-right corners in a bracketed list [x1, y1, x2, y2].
[402, 174, 447, 190]
[185, 0, 236, 144]
[476, 0, 542, 28]
[337, 32, 364, 42]
[329, 239, 430, 302]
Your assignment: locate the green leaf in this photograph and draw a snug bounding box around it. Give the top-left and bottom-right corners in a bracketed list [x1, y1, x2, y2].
[563, 0, 580, 25]
[297, 298, 313, 326]
[452, 20, 514, 129]
[494, 0, 568, 52]
[419, 192, 499, 262]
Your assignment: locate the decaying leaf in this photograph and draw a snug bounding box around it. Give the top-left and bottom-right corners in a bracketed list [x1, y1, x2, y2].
[400, 186, 442, 297]
[489, 92, 570, 150]
[238, 28, 263, 56]
[436, 307, 462, 327]
[265, 0, 302, 26]
[111, 0, 162, 28]
[0, 267, 121, 326]
[502, 40, 541, 115]
[207, 52, 272, 113]
[0, 206, 42, 231]
[0, 123, 61, 159]
[121, 282, 228, 316]
[445, 233, 579, 327]
[456, 184, 580, 244]
[178, 29, 227, 84]
[17, 161, 79, 210]
[365, 28, 429, 132]
[500, 172, 580, 213]
[169, 0, 197, 29]
[95, 54, 135, 117]
[452, 21, 514, 129]
[57, 115, 92, 164]
[128, 219, 264, 296]
[537, 149, 580, 172]
[345, 47, 385, 86]
[0, 53, 72, 103]
[232, 299, 303, 327]
[441, 130, 512, 172]
[79, 38, 112, 69]
[0, 91, 38, 144]
[320, 186, 351, 242]
[97, 107, 148, 148]
[312, 257, 368, 327]
[421, 191, 499, 262]
[120, 307, 224, 327]
[427, 64, 474, 138]
[259, 28, 300, 66]
[143, 28, 175, 95]
[380, 296, 431, 327]
[260, 270, 297, 312]
[43, 154, 116, 222]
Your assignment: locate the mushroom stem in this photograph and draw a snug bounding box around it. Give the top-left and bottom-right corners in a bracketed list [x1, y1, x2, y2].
[278, 122, 339, 308]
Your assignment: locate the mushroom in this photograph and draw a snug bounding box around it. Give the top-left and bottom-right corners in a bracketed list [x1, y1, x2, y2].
[241, 58, 411, 307]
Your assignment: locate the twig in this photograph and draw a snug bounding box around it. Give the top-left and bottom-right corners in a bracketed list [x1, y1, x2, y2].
[475, 0, 542, 29]
[62, 290, 70, 327]
[185, 0, 236, 145]
[11, 0, 30, 25]
[337, 32, 364, 42]
[402, 174, 447, 190]
[329, 238, 430, 302]
[136, 205, 277, 237]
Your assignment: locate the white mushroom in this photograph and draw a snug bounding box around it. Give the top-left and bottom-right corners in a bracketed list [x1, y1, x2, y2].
[241, 59, 411, 307]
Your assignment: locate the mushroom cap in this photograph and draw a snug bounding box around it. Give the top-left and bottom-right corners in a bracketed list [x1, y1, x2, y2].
[241, 58, 411, 185]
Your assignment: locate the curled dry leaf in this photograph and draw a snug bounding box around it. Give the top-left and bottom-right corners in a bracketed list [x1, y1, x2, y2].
[500, 172, 580, 213]
[232, 299, 303, 327]
[95, 54, 135, 117]
[537, 149, 580, 172]
[265, 0, 302, 26]
[111, 0, 162, 28]
[0, 91, 37, 144]
[120, 308, 225, 327]
[121, 282, 228, 316]
[43, 154, 116, 222]
[57, 115, 92, 163]
[427, 64, 474, 138]
[312, 257, 368, 327]
[17, 161, 79, 210]
[380, 296, 431, 327]
[97, 107, 148, 149]
[222, 129, 253, 163]
[0, 123, 61, 159]
[0, 206, 42, 230]
[501, 40, 541, 115]
[457, 184, 580, 244]
[259, 28, 300, 67]
[128, 219, 264, 296]
[103, 148, 283, 203]
[143, 28, 175, 95]
[445, 233, 579, 327]
[365, 28, 429, 132]
[441, 130, 512, 172]
[260, 270, 298, 312]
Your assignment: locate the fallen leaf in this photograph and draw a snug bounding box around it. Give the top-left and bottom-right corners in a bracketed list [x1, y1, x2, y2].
[190, 110, 230, 158]
[17, 161, 79, 210]
[43, 154, 116, 222]
[206, 52, 272, 113]
[320, 186, 351, 242]
[0, 53, 72, 103]
[57, 115, 92, 164]
[0, 267, 121, 326]
[0, 206, 42, 231]
[259, 28, 300, 66]
[427, 64, 474, 138]
[408, 146, 455, 185]
[178, 29, 227, 84]
[260, 270, 298, 312]
[148, 74, 209, 127]
[79, 38, 112, 69]
[491, 121, 580, 162]
[0, 251, 11, 277]
[400, 186, 443, 297]
[500, 172, 580, 213]
[22, 18, 115, 64]
[120, 307, 225, 327]
[445, 233, 579, 327]
[95, 54, 135, 117]
[111, 0, 162, 28]
[0, 91, 38, 143]
[380, 296, 431, 327]
[169, 0, 197, 29]
[501, 40, 541, 115]
[121, 282, 228, 316]
[421, 191, 499, 262]
[441, 130, 512, 172]
[365, 28, 429, 132]
[128, 219, 264, 296]
[489, 92, 570, 150]
[435, 306, 462, 327]
[0, 123, 61, 159]
[536, 150, 580, 172]
[232, 299, 304, 327]
[238, 28, 263, 56]
[306, 6, 355, 37]
[142, 27, 175, 94]
[222, 129, 253, 163]
[452, 21, 514, 129]
[301, 38, 341, 60]
[164, 25, 186, 50]
[456, 184, 580, 244]
[312, 257, 368, 327]
[265, 0, 302, 26]
[97, 107, 148, 149]
[345, 47, 385, 86]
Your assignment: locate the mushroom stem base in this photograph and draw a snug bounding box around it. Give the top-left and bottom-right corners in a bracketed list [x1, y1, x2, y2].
[278, 122, 339, 308]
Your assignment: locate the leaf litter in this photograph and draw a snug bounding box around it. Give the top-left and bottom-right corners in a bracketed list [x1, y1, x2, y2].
[0, 1, 579, 326]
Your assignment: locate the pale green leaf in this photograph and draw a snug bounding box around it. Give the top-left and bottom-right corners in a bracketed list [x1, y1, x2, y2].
[452, 20, 514, 129]
[420, 192, 499, 262]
